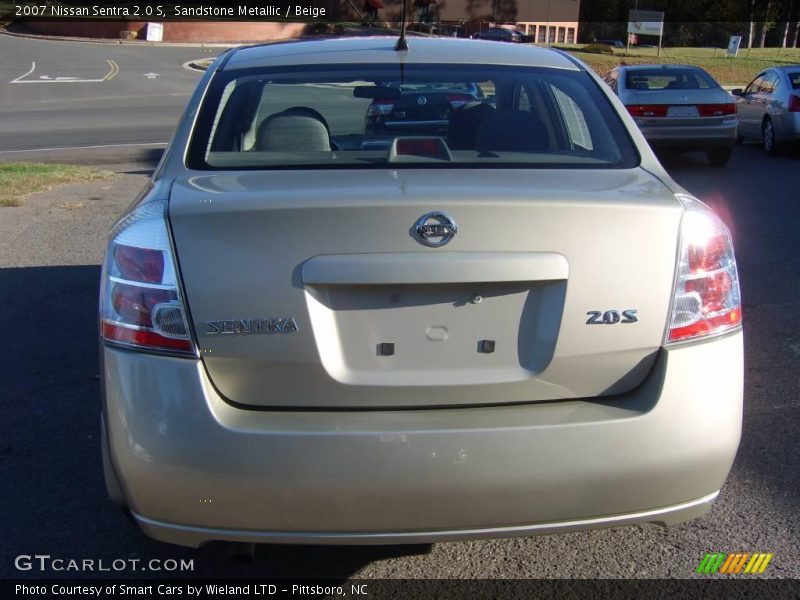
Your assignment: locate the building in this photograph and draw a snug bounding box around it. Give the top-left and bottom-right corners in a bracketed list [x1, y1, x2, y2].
[384, 0, 581, 43]
[22, 0, 580, 44]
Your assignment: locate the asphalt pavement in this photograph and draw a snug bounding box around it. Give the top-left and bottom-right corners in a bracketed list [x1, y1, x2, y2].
[0, 33, 208, 154]
[0, 33, 798, 583]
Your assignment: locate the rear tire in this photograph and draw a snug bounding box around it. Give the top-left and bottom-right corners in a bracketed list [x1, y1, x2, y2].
[707, 147, 732, 167]
[762, 118, 779, 155]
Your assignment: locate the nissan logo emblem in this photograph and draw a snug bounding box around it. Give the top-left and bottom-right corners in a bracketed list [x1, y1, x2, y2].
[412, 212, 458, 247]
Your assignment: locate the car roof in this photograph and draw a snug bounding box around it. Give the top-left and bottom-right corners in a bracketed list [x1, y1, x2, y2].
[224, 36, 580, 71]
[771, 64, 800, 72]
[620, 64, 707, 71]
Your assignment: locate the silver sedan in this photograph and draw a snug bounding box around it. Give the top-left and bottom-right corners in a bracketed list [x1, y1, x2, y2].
[603, 64, 738, 166]
[732, 65, 800, 154]
[99, 38, 743, 548]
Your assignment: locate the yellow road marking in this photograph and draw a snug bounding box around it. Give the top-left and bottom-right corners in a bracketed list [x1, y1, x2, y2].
[103, 60, 119, 81]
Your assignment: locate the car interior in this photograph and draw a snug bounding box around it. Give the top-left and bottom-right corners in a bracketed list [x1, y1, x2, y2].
[196, 67, 634, 169]
[625, 70, 713, 91]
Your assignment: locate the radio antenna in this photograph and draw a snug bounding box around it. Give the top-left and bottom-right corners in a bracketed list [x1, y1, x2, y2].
[395, 0, 409, 50]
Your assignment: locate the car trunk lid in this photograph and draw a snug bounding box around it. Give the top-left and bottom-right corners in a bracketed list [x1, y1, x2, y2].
[626, 87, 735, 125]
[169, 168, 682, 409]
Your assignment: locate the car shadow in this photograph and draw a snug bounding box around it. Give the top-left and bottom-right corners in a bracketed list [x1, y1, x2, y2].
[0, 264, 431, 579]
[2, 258, 797, 577]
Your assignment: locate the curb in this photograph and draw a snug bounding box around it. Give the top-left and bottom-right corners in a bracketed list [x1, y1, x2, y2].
[185, 59, 214, 72]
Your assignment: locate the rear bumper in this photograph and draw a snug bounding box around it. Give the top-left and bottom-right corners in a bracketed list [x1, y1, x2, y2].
[638, 120, 738, 148]
[775, 112, 800, 142]
[102, 331, 743, 547]
[133, 493, 718, 547]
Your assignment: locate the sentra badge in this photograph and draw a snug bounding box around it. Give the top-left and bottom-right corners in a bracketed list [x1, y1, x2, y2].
[204, 318, 299, 335]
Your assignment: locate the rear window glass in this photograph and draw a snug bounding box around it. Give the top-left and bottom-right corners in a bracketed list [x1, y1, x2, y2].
[789, 72, 800, 89]
[625, 68, 717, 91]
[188, 63, 639, 170]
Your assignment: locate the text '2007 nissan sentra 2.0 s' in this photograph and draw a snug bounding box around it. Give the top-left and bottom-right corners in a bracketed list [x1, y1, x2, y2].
[99, 36, 743, 547]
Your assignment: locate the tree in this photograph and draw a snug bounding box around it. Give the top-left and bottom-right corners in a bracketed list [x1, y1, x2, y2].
[758, 1, 772, 47]
[760, 0, 790, 48]
[783, 0, 800, 48]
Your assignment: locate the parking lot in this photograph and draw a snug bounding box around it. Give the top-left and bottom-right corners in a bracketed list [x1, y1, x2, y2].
[0, 33, 798, 580]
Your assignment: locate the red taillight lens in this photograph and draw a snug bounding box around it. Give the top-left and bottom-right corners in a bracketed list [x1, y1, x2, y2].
[626, 104, 669, 117]
[667, 308, 741, 341]
[101, 199, 194, 355]
[667, 196, 742, 344]
[113, 244, 164, 283]
[788, 94, 800, 112]
[111, 283, 172, 327]
[102, 322, 193, 352]
[367, 100, 394, 116]
[395, 138, 447, 159]
[447, 94, 470, 108]
[685, 271, 733, 314]
[687, 234, 727, 272]
[697, 103, 736, 117]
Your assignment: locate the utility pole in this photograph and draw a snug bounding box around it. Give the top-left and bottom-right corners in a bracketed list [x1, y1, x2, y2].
[626, 0, 639, 56]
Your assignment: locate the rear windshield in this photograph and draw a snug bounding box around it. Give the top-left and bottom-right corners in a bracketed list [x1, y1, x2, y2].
[789, 71, 800, 89]
[626, 68, 718, 91]
[187, 63, 640, 170]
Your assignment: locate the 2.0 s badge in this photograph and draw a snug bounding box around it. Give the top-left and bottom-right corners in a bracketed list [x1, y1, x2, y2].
[586, 310, 638, 324]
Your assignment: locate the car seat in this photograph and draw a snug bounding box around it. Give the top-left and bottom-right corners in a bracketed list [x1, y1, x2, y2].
[448, 102, 496, 150]
[475, 110, 550, 153]
[256, 109, 331, 152]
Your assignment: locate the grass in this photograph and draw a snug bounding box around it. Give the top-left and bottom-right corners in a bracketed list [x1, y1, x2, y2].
[0, 163, 112, 207]
[559, 45, 800, 86]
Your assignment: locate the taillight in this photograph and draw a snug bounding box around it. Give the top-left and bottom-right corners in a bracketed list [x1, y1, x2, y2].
[367, 100, 394, 116]
[395, 137, 449, 159]
[666, 195, 741, 344]
[788, 94, 800, 112]
[100, 198, 195, 355]
[113, 245, 164, 283]
[697, 103, 736, 117]
[626, 104, 669, 117]
[447, 94, 471, 108]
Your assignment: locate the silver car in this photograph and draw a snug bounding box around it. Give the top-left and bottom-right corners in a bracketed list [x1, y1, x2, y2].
[100, 37, 743, 548]
[732, 65, 800, 154]
[603, 64, 738, 166]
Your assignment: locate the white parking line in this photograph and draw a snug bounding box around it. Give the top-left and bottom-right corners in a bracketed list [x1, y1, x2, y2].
[0, 142, 168, 154]
[11, 61, 37, 83]
[11, 60, 119, 83]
